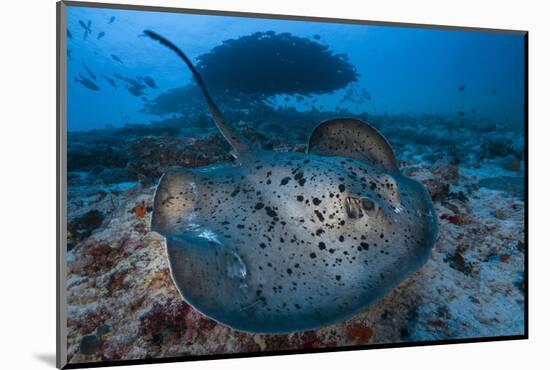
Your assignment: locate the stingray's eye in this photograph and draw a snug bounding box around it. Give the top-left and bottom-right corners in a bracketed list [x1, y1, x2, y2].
[344, 196, 364, 219]
[345, 195, 381, 219]
[360, 197, 377, 212]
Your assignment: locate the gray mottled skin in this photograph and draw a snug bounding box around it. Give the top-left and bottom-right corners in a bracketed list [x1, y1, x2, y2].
[146, 31, 438, 333]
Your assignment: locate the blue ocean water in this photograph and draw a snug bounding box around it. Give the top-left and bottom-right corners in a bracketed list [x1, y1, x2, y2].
[66, 6, 525, 133]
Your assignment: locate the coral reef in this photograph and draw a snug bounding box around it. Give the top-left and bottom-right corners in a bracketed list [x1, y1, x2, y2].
[65, 110, 524, 364]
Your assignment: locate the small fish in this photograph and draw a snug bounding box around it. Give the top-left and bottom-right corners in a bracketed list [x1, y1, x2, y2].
[127, 85, 144, 97]
[313, 34, 321, 40]
[458, 84, 466, 92]
[97, 31, 105, 40]
[111, 54, 123, 64]
[458, 111, 465, 116]
[492, 89, 496, 95]
[75, 75, 100, 91]
[108, 16, 116, 24]
[101, 74, 117, 88]
[83, 64, 96, 81]
[126, 77, 145, 90]
[67, 29, 72, 39]
[142, 75, 158, 89]
[472, 108, 476, 113]
[79, 20, 92, 39]
[113, 73, 125, 80]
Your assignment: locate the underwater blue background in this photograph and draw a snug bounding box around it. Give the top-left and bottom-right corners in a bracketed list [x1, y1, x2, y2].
[66, 6, 525, 132]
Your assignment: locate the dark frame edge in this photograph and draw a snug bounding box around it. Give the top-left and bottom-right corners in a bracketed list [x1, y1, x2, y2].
[57, 1, 69, 369]
[56, 2, 60, 367]
[523, 32, 529, 339]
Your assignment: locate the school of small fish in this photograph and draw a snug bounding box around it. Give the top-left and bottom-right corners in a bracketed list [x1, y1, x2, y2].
[68, 14, 159, 97]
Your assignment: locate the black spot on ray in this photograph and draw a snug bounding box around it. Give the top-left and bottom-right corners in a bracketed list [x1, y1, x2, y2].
[315, 210, 325, 222]
[265, 207, 278, 218]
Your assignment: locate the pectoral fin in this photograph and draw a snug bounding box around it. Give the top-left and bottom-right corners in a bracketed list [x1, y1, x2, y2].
[164, 232, 250, 325]
[307, 118, 399, 172]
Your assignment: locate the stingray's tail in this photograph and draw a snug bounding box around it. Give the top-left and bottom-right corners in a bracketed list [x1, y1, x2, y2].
[143, 30, 249, 158]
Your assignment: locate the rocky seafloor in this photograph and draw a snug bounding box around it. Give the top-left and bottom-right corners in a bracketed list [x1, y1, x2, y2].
[65, 109, 525, 364]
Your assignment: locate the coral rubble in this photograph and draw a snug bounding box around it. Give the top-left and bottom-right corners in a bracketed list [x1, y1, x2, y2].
[65, 110, 524, 364]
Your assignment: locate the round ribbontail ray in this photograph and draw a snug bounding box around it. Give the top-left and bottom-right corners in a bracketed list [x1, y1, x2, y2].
[145, 30, 438, 333]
